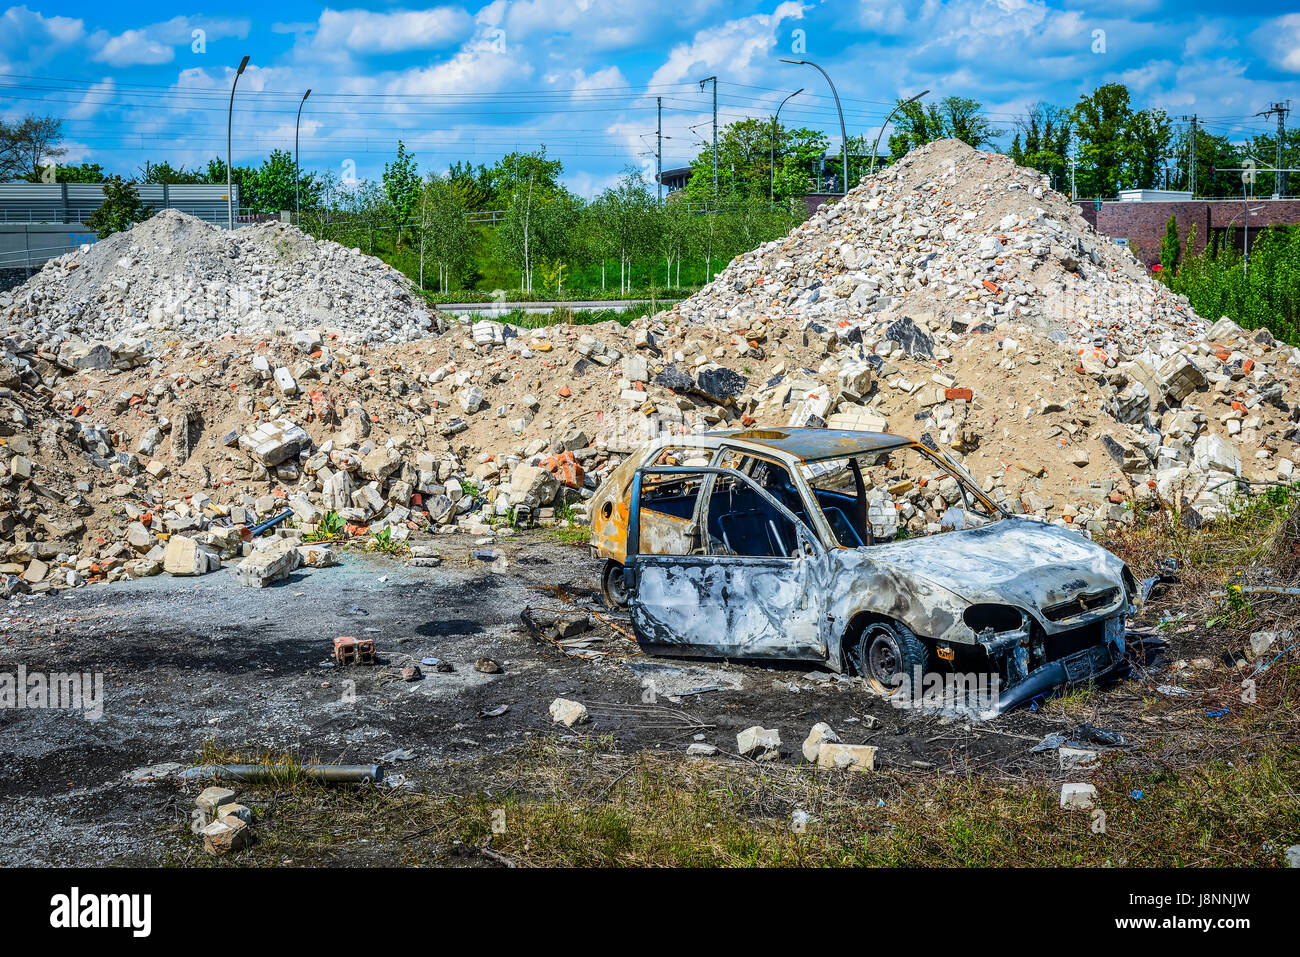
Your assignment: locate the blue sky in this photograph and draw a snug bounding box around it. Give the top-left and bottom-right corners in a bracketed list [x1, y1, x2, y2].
[2, 0, 1298, 196]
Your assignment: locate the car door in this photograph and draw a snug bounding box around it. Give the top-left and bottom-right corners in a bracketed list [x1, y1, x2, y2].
[624, 466, 829, 662]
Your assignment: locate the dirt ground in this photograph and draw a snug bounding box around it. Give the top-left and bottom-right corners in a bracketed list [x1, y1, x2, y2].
[3, 522, 1236, 867]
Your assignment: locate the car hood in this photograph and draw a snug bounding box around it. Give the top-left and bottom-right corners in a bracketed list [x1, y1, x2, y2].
[852, 518, 1128, 619]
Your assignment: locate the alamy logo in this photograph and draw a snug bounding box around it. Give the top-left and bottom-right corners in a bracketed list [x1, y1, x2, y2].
[49, 887, 151, 937]
[0, 667, 104, 720]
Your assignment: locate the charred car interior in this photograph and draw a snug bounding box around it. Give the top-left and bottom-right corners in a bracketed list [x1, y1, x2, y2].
[593, 428, 1141, 714]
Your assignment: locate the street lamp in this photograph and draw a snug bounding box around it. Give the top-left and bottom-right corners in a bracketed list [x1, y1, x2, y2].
[781, 58, 848, 195]
[771, 88, 803, 202]
[870, 89, 930, 177]
[227, 55, 250, 230]
[295, 88, 311, 220]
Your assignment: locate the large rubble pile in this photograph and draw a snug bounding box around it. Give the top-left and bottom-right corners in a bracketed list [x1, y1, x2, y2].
[652, 138, 1300, 528]
[1, 138, 1298, 596]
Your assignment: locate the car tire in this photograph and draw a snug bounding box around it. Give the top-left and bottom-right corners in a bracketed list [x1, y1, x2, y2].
[601, 559, 630, 610]
[856, 620, 930, 695]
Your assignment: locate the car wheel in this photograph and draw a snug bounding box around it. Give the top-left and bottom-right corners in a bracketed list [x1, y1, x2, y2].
[857, 620, 930, 695]
[601, 559, 630, 610]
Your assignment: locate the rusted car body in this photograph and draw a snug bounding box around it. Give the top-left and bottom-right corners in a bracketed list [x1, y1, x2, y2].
[590, 428, 1139, 713]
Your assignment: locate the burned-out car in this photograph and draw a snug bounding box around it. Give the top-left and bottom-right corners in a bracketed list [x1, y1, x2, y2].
[589, 428, 1140, 713]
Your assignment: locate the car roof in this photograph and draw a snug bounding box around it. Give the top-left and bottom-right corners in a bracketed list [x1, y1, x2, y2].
[700, 427, 912, 463]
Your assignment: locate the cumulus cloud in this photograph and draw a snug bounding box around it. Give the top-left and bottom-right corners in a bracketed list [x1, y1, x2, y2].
[311, 6, 473, 54]
[90, 28, 173, 66]
[0, 5, 85, 63]
[89, 16, 249, 67]
[1254, 14, 1300, 73]
[648, 1, 806, 86]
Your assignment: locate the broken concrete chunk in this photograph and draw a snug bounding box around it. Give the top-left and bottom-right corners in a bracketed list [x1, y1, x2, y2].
[1060, 782, 1098, 810]
[548, 697, 589, 727]
[815, 742, 877, 771]
[737, 725, 782, 759]
[801, 722, 840, 763]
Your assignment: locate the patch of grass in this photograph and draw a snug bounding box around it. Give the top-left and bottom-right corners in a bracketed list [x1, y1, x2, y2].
[303, 510, 345, 543]
[366, 526, 407, 555]
[168, 734, 1300, 867]
[545, 525, 589, 546]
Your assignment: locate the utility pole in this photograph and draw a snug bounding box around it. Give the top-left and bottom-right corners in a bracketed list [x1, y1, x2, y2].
[771, 88, 803, 202]
[698, 76, 717, 197]
[1256, 101, 1291, 198]
[227, 54, 250, 230]
[656, 96, 662, 203]
[1180, 114, 1198, 195]
[781, 58, 849, 195]
[295, 88, 311, 220]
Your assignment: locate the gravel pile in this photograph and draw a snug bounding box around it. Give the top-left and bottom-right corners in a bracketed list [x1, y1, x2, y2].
[0, 210, 436, 353]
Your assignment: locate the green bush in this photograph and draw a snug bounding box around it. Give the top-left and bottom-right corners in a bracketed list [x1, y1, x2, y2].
[1168, 224, 1300, 345]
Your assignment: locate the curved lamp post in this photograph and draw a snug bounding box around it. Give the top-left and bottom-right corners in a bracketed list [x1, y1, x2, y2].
[770, 88, 803, 202]
[295, 88, 311, 219]
[781, 58, 848, 195]
[870, 89, 930, 177]
[227, 55, 250, 230]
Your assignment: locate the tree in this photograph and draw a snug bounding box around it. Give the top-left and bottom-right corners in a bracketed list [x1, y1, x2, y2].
[937, 96, 1004, 149]
[417, 174, 474, 291]
[447, 160, 493, 212]
[1071, 83, 1174, 197]
[888, 96, 1001, 159]
[382, 140, 420, 242]
[484, 149, 564, 208]
[86, 176, 154, 239]
[1159, 214, 1181, 278]
[889, 99, 942, 159]
[1009, 102, 1072, 191]
[19, 162, 105, 184]
[0, 114, 65, 180]
[138, 160, 206, 185]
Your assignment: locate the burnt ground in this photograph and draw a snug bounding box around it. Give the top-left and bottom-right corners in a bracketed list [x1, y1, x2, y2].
[0, 528, 1288, 866]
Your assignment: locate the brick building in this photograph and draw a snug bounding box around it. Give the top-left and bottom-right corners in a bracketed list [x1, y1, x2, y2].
[1074, 191, 1300, 265]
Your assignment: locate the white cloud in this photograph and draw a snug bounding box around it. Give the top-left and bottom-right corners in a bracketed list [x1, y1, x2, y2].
[0, 6, 85, 62]
[91, 28, 173, 67]
[648, 1, 807, 86]
[385, 20, 531, 96]
[312, 6, 472, 54]
[66, 77, 115, 120]
[1254, 14, 1300, 73]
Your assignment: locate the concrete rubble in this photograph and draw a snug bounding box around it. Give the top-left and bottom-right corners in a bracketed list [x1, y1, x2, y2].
[1, 137, 1298, 596]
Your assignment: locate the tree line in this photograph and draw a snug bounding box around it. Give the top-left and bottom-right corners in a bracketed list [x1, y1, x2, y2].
[4, 79, 1295, 295]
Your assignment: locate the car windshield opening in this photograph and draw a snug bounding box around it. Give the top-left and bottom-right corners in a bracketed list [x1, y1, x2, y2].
[802, 446, 1001, 545]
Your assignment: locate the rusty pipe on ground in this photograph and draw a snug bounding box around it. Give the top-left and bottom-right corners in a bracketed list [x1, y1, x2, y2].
[178, 763, 383, 784]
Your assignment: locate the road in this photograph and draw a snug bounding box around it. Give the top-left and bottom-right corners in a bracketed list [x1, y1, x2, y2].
[437, 299, 660, 315]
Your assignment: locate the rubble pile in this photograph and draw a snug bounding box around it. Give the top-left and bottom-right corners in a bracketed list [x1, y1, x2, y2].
[0, 209, 436, 352]
[2, 138, 1300, 596]
[650, 137, 1300, 530]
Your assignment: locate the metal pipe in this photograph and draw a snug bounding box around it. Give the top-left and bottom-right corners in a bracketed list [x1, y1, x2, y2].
[227, 55, 250, 231]
[178, 763, 383, 784]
